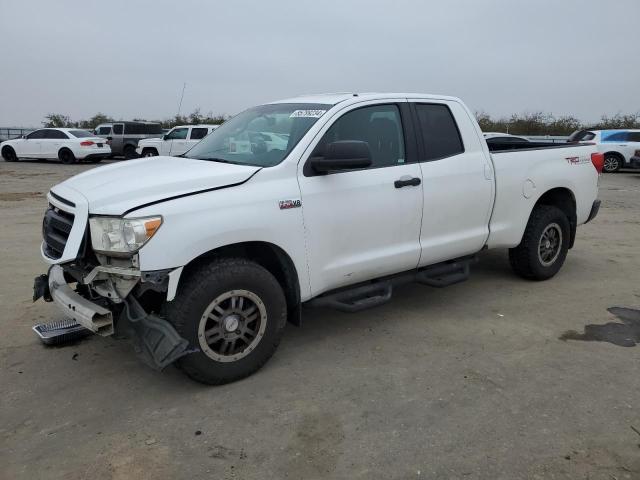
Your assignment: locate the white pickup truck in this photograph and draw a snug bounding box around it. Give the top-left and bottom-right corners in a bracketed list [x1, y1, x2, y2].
[135, 124, 219, 158]
[33, 93, 603, 385]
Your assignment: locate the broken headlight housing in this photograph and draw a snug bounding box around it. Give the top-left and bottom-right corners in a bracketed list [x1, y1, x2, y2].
[89, 216, 162, 255]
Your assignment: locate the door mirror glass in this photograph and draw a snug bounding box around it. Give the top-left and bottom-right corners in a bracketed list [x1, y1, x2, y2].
[310, 140, 372, 173]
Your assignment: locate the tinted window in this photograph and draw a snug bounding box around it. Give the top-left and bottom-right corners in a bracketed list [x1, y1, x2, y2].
[415, 104, 464, 160]
[42, 129, 68, 139]
[316, 104, 405, 168]
[166, 128, 188, 140]
[190, 128, 208, 140]
[601, 131, 628, 142]
[112, 124, 123, 135]
[26, 130, 46, 139]
[489, 136, 529, 143]
[123, 123, 163, 135]
[96, 126, 111, 135]
[68, 130, 93, 138]
[627, 132, 640, 142]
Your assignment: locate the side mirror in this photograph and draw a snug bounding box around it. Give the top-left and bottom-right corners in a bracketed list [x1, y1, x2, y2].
[106, 136, 112, 141]
[310, 140, 372, 174]
[21, 135, 26, 139]
[163, 134, 169, 140]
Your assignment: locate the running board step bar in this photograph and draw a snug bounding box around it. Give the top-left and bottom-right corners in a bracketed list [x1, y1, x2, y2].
[307, 255, 476, 313]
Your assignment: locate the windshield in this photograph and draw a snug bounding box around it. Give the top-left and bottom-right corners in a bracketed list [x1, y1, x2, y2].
[68, 129, 94, 138]
[185, 103, 330, 167]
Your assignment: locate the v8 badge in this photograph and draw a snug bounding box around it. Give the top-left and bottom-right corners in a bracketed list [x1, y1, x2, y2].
[279, 199, 302, 210]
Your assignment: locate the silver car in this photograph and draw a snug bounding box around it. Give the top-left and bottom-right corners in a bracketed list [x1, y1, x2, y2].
[93, 121, 163, 159]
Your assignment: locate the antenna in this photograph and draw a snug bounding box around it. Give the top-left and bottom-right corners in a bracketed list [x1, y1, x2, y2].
[176, 82, 186, 117]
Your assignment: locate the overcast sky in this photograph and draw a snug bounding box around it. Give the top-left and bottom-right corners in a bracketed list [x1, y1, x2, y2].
[1, 0, 638, 127]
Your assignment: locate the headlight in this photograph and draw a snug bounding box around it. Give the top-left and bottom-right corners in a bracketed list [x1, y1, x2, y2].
[89, 216, 162, 255]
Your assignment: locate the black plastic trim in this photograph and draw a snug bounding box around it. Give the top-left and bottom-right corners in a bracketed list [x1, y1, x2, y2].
[50, 191, 76, 208]
[585, 199, 601, 224]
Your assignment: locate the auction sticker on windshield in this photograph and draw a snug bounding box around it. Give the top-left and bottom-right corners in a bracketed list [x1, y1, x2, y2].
[289, 110, 326, 118]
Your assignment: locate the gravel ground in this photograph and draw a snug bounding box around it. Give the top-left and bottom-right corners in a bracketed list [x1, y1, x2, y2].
[1, 159, 639, 480]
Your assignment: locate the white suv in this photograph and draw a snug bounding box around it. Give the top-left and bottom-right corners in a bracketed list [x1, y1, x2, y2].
[568, 129, 640, 172]
[1, 128, 111, 164]
[136, 124, 219, 157]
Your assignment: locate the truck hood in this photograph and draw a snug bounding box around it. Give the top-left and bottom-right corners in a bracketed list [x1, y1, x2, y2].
[53, 156, 261, 215]
[138, 137, 163, 146]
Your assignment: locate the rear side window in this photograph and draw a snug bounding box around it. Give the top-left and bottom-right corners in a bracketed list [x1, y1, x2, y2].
[601, 131, 628, 142]
[113, 124, 123, 135]
[627, 132, 640, 142]
[43, 129, 69, 139]
[414, 104, 464, 160]
[190, 128, 208, 140]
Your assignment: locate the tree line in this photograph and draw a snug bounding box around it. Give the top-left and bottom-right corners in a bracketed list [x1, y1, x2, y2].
[475, 111, 640, 136]
[42, 109, 227, 130]
[42, 109, 640, 136]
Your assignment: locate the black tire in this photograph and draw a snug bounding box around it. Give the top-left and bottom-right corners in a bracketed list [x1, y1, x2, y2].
[603, 153, 622, 173]
[123, 145, 137, 159]
[166, 258, 287, 385]
[508, 205, 570, 280]
[1, 146, 18, 162]
[141, 148, 158, 158]
[58, 149, 76, 164]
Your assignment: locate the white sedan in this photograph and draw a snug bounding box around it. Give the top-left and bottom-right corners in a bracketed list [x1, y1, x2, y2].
[0, 128, 111, 164]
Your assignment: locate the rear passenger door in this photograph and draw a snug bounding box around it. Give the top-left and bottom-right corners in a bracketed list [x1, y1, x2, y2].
[39, 129, 68, 158]
[409, 101, 494, 267]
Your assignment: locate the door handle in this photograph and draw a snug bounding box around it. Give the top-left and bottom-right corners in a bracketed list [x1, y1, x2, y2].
[394, 176, 421, 188]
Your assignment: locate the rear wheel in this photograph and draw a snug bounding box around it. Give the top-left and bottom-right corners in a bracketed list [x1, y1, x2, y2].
[603, 153, 621, 173]
[1, 146, 17, 162]
[141, 148, 158, 158]
[166, 258, 287, 385]
[58, 149, 75, 164]
[509, 205, 570, 280]
[123, 145, 137, 159]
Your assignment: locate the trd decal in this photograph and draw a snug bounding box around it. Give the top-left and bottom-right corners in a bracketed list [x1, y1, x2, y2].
[565, 156, 589, 165]
[279, 199, 302, 210]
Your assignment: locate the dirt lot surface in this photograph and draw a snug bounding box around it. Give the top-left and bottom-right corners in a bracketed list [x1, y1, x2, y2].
[1, 159, 639, 480]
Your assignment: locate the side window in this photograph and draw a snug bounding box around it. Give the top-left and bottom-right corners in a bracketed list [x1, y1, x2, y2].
[26, 130, 45, 139]
[48, 130, 69, 139]
[166, 128, 188, 140]
[190, 128, 208, 140]
[414, 104, 464, 160]
[97, 126, 111, 135]
[582, 132, 595, 141]
[602, 131, 628, 142]
[315, 104, 405, 169]
[627, 132, 640, 142]
[112, 124, 124, 135]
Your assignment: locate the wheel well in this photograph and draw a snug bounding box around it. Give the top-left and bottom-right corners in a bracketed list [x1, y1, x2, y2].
[534, 188, 577, 248]
[183, 242, 302, 326]
[58, 147, 72, 156]
[604, 151, 624, 160]
[142, 147, 158, 153]
[1, 145, 14, 154]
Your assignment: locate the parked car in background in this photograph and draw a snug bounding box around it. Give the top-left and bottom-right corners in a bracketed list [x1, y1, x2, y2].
[1, 128, 110, 164]
[93, 121, 163, 159]
[631, 150, 640, 169]
[567, 129, 640, 172]
[136, 124, 219, 157]
[34, 92, 601, 384]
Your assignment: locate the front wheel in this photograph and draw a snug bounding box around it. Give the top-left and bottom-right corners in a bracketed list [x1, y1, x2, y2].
[509, 205, 570, 280]
[1, 146, 18, 162]
[141, 148, 158, 158]
[166, 258, 287, 385]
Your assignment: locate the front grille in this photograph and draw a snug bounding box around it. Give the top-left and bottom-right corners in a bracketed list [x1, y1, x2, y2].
[43, 205, 75, 259]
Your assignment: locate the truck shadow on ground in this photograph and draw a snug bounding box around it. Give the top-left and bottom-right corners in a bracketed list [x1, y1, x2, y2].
[560, 307, 640, 347]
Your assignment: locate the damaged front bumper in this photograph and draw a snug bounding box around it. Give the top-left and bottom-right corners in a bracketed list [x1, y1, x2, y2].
[34, 264, 191, 370]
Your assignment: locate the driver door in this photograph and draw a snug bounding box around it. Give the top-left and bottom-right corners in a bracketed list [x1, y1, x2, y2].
[168, 127, 189, 156]
[20, 130, 44, 157]
[297, 101, 423, 297]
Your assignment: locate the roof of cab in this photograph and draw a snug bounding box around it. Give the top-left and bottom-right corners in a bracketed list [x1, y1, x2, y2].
[268, 92, 463, 106]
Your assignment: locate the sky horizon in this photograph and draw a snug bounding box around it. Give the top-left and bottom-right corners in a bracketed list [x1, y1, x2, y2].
[1, 0, 638, 127]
